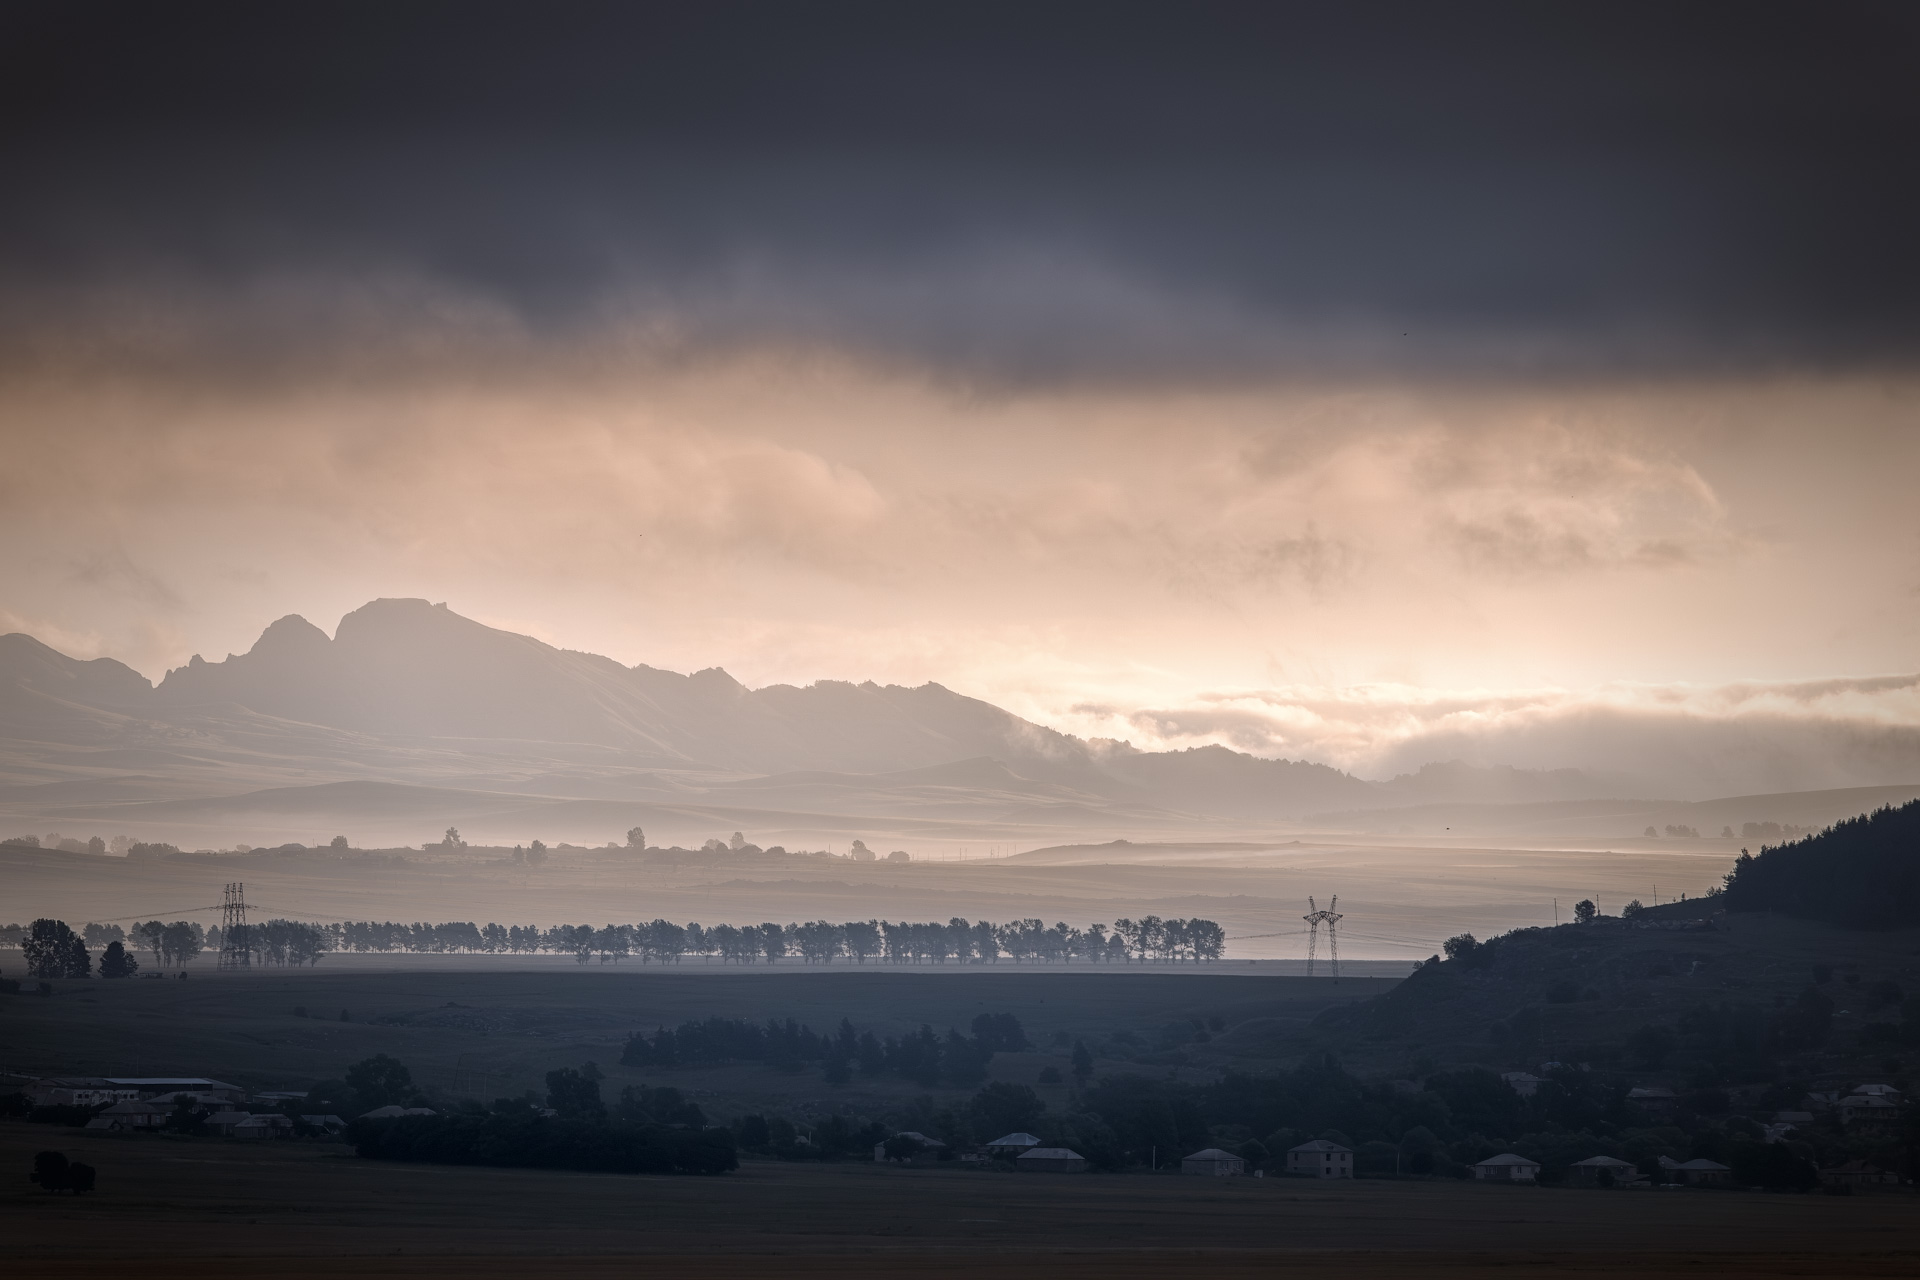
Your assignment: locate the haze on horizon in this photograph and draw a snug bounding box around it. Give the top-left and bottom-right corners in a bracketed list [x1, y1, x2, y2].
[3, 1, 1918, 790]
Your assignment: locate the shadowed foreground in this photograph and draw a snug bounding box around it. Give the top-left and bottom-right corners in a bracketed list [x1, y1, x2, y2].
[8, 1124, 1916, 1276]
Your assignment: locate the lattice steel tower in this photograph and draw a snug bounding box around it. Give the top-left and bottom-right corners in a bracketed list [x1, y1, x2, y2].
[218, 882, 251, 969]
[1304, 895, 1343, 980]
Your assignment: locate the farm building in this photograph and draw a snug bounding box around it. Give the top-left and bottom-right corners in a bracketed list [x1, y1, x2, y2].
[984, 1132, 1043, 1157]
[1016, 1147, 1088, 1173]
[1472, 1153, 1540, 1182]
[1285, 1140, 1352, 1179]
[1181, 1148, 1247, 1176]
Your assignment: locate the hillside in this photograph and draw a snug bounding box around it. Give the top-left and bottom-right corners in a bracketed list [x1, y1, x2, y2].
[1724, 799, 1920, 929]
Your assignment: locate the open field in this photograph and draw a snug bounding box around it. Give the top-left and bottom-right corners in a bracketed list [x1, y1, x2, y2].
[0, 968, 1397, 1106]
[6, 1122, 1916, 1277]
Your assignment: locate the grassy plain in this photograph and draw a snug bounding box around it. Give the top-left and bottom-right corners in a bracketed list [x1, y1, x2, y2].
[6, 1121, 1916, 1278]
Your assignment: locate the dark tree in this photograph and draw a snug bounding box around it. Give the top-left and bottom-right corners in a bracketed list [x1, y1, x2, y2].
[31, 1150, 68, 1189]
[98, 940, 138, 978]
[969, 1082, 1046, 1137]
[546, 1067, 605, 1120]
[1071, 1039, 1095, 1084]
[345, 1054, 414, 1110]
[1573, 899, 1598, 924]
[66, 1162, 95, 1193]
[23, 919, 89, 979]
[739, 1114, 770, 1149]
[970, 1012, 1028, 1052]
[626, 826, 645, 850]
[1721, 800, 1920, 928]
[330, 835, 349, 851]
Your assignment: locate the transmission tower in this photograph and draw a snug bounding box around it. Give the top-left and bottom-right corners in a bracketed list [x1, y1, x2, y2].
[218, 882, 251, 970]
[1303, 895, 1343, 980]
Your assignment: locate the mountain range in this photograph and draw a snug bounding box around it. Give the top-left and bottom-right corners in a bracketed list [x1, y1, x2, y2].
[2, 599, 1913, 849]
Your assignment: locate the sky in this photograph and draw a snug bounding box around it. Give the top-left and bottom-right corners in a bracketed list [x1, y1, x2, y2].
[2, 1, 1917, 785]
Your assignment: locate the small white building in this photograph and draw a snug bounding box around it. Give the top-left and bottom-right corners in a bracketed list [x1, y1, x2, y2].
[1181, 1147, 1247, 1176]
[1660, 1156, 1732, 1186]
[984, 1131, 1044, 1157]
[1015, 1146, 1087, 1173]
[1473, 1153, 1541, 1182]
[1286, 1140, 1352, 1178]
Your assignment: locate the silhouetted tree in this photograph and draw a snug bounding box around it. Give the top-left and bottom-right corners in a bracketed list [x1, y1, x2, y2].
[626, 826, 645, 850]
[98, 940, 138, 978]
[1071, 1039, 1095, 1084]
[23, 919, 89, 979]
[330, 835, 349, 851]
[546, 1067, 606, 1120]
[1573, 899, 1598, 924]
[345, 1054, 415, 1110]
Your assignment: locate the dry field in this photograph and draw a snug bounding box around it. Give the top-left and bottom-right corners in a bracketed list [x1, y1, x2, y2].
[6, 1122, 1916, 1278]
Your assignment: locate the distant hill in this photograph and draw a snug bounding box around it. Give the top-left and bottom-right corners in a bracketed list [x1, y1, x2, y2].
[1724, 798, 1920, 929]
[3, 599, 1912, 846]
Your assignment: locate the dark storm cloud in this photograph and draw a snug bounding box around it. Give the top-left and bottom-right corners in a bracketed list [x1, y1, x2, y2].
[3, 0, 1918, 377]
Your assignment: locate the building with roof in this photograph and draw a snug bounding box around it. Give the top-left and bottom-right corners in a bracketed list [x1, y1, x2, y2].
[1626, 1085, 1676, 1117]
[872, 1130, 946, 1163]
[1472, 1153, 1541, 1182]
[984, 1131, 1044, 1157]
[357, 1105, 438, 1120]
[1181, 1147, 1247, 1176]
[231, 1114, 293, 1140]
[1015, 1146, 1088, 1173]
[300, 1114, 348, 1135]
[84, 1099, 171, 1131]
[1286, 1140, 1352, 1178]
[1659, 1157, 1732, 1186]
[1567, 1155, 1643, 1187]
[24, 1078, 144, 1109]
[1820, 1160, 1898, 1188]
[1837, 1094, 1902, 1132]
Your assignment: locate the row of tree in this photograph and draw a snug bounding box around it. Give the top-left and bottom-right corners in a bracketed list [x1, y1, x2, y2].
[10, 917, 330, 977]
[325, 915, 1227, 963]
[1722, 799, 1918, 929]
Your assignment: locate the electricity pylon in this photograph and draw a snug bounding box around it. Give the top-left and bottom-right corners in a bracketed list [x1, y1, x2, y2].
[218, 882, 251, 970]
[1304, 895, 1343, 980]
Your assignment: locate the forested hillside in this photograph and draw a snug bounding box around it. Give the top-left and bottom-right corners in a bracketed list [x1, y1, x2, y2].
[1723, 799, 1920, 929]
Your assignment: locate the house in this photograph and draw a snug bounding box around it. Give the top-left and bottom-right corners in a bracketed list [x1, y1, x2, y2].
[357, 1105, 437, 1120]
[83, 1099, 172, 1131]
[1660, 1157, 1732, 1186]
[299, 1114, 348, 1135]
[984, 1131, 1044, 1157]
[1286, 1140, 1352, 1179]
[1500, 1072, 1544, 1098]
[1181, 1147, 1247, 1176]
[1820, 1160, 1898, 1188]
[1626, 1086, 1676, 1117]
[1851, 1083, 1902, 1100]
[1771, 1110, 1814, 1127]
[254, 1090, 309, 1105]
[204, 1110, 257, 1135]
[231, 1114, 293, 1140]
[106, 1077, 245, 1104]
[1837, 1095, 1901, 1132]
[1567, 1155, 1643, 1187]
[1015, 1146, 1088, 1173]
[24, 1077, 144, 1109]
[1473, 1153, 1541, 1182]
[872, 1130, 946, 1163]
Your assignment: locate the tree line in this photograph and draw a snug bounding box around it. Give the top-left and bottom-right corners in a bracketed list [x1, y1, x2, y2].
[1721, 799, 1918, 929]
[620, 1011, 1039, 1089]
[326, 915, 1227, 963]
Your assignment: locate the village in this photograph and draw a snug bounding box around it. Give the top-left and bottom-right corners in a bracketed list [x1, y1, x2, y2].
[16, 1069, 1908, 1192]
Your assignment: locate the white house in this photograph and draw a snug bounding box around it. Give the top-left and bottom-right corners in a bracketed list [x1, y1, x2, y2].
[1181, 1147, 1247, 1176]
[984, 1131, 1044, 1156]
[1473, 1153, 1541, 1182]
[1286, 1140, 1352, 1178]
[1015, 1146, 1087, 1173]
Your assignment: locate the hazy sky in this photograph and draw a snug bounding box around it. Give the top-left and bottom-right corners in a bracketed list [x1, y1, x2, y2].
[3, 2, 1917, 781]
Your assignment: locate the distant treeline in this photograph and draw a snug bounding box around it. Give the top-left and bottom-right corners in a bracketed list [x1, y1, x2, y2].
[325, 916, 1226, 963]
[1722, 800, 1919, 929]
